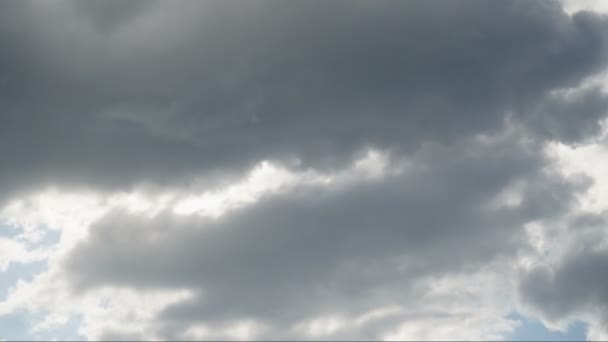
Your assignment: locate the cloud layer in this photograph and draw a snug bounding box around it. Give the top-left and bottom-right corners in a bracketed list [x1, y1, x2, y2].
[1, 0, 608, 340]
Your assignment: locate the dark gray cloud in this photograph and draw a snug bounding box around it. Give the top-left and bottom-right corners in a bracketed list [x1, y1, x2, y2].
[526, 86, 608, 144]
[1, 0, 608, 339]
[63, 134, 587, 339]
[518, 232, 608, 330]
[70, 0, 153, 32]
[0, 0, 607, 202]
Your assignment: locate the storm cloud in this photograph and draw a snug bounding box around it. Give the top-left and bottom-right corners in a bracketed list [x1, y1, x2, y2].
[1, 0, 608, 340]
[1, 0, 607, 196]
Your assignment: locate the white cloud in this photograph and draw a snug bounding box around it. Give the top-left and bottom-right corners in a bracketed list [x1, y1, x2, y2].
[0, 237, 49, 272]
[546, 140, 608, 214]
[0, 238, 29, 271]
[561, 0, 608, 14]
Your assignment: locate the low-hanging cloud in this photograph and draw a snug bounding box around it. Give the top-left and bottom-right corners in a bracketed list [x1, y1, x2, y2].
[1, 0, 608, 340]
[0, 0, 607, 199]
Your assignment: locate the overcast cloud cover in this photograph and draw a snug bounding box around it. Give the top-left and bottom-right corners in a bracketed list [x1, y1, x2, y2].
[1, 0, 608, 340]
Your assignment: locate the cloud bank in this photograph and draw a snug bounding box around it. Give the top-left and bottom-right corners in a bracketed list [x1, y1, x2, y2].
[1, 0, 608, 340]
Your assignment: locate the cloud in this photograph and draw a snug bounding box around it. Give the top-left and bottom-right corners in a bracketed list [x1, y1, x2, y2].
[0, 239, 31, 271]
[517, 224, 608, 340]
[48, 133, 585, 339]
[1, 0, 608, 340]
[526, 85, 608, 144]
[0, 0, 607, 201]
[516, 139, 608, 340]
[519, 245, 608, 326]
[561, 0, 608, 14]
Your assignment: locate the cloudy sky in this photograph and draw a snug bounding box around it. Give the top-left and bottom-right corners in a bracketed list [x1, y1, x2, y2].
[1, 0, 608, 340]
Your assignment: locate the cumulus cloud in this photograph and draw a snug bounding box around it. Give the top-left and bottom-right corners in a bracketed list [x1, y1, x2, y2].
[519, 244, 608, 327]
[1, 0, 608, 199]
[515, 138, 608, 340]
[0, 238, 33, 271]
[1, 0, 608, 340]
[63, 136, 560, 339]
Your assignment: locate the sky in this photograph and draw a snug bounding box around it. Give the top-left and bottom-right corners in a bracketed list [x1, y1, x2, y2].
[1, 0, 608, 340]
